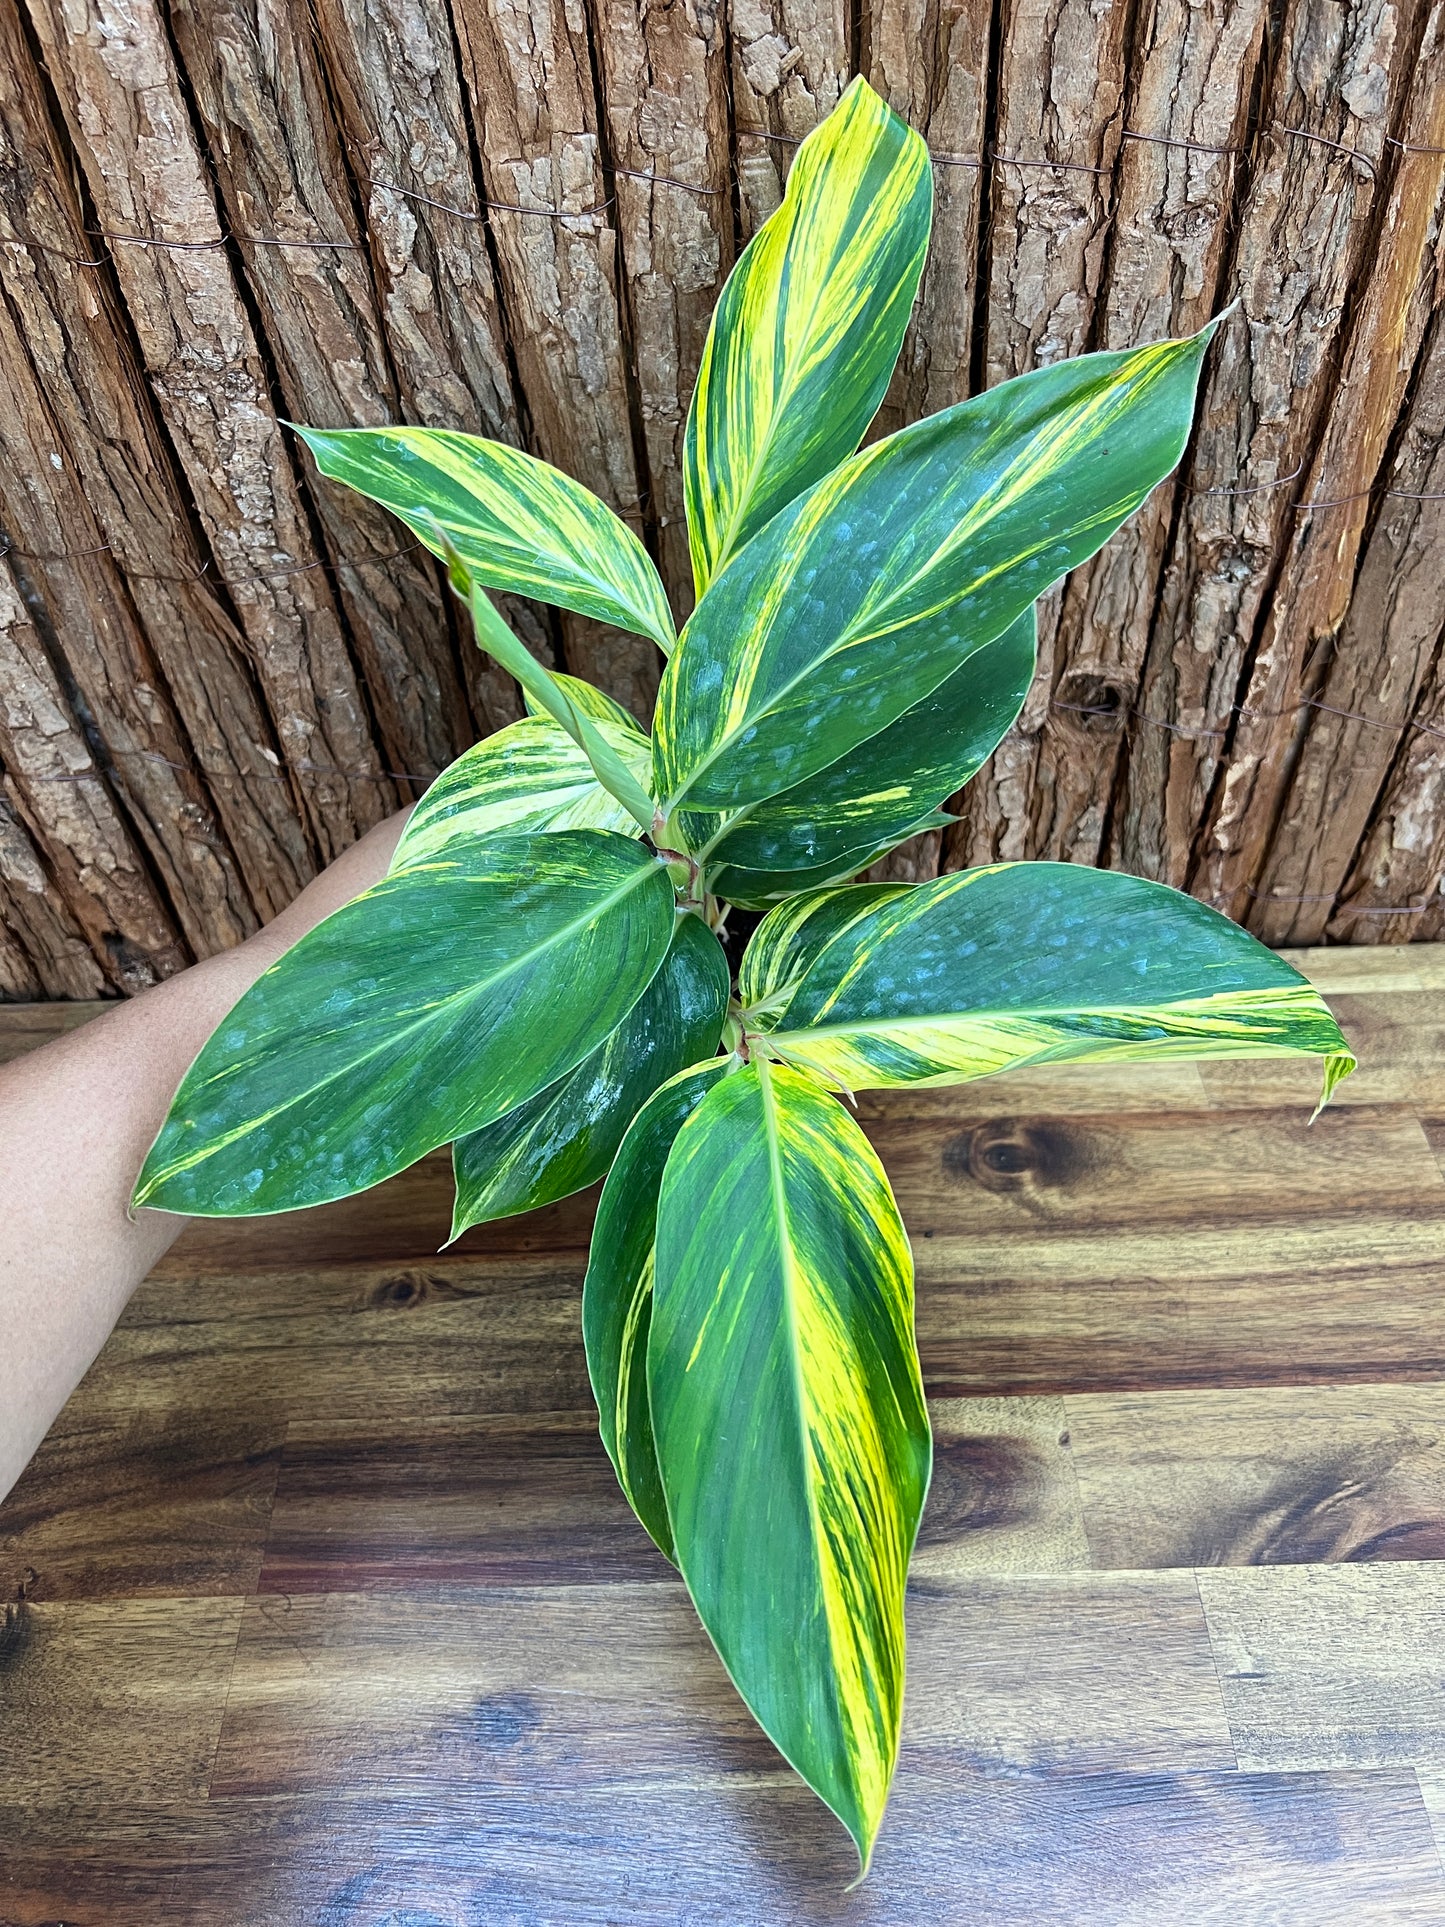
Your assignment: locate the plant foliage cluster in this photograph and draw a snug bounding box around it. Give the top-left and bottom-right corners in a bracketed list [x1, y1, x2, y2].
[135, 79, 1353, 1872]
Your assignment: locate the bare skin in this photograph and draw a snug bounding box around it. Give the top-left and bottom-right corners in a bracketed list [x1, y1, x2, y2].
[0, 810, 410, 1508]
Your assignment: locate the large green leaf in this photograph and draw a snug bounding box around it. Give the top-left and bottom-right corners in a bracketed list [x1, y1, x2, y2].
[582, 1057, 733, 1561]
[656, 327, 1216, 820]
[451, 912, 729, 1234]
[649, 1058, 930, 1873]
[683, 75, 932, 595]
[293, 424, 675, 652]
[688, 604, 1036, 895]
[390, 715, 650, 870]
[134, 832, 676, 1216]
[739, 862, 1356, 1100]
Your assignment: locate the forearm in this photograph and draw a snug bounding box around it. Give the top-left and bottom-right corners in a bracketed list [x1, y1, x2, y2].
[0, 811, 410, 1505]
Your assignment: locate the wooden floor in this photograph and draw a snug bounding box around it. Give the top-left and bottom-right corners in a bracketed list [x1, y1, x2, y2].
[4, 949, 1445, 1922]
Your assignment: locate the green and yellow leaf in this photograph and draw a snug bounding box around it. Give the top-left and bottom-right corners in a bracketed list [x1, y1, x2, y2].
[649, 1058, 931, 1873]
[740, 862, 1355, 1101]
[688, 604, 1036, 896]
[451, 912, 728, 1234]
[582, 1057, 733, 1561]
[523, 672, 643, 734]
[657, 326, 1217, 819]
[134, 832, 676, 1216]
[684, 75, 932, 595]
[390, 715, 651, 871]
[292, 424, 675, 651]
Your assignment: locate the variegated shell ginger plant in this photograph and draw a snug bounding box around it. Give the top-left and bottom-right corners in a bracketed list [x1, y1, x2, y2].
[133, 79, 1354, 1877]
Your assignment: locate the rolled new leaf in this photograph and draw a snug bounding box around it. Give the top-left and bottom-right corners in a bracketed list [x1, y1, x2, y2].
[451, 912, 729, 1234]
[581, 1057, 733, 1560]
[656, 325, 1218, 818]
[684, 74, 932, 594]
[390, 714, 652, 871]
[649, 1058, 931, 1874]
[739, 863, 1355, 1101]
[292, 424, 675, 652]
[523, 672, 642, 734]
[688, 605, 1036, 895]
[134, 832, 676, 1216]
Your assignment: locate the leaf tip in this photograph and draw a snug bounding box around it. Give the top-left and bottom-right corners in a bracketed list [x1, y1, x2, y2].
[1310, 1047, 1357, 1122]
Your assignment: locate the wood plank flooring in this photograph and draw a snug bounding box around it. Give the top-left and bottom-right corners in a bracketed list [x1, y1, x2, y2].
[3, 945, 1445, 1921]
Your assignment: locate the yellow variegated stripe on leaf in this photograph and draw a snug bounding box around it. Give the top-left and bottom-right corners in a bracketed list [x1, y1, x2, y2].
[582, 1058, 733, 1561]
[683, 75, 932, 594]
[649, 1059, 930, 1873]
[657, 327, 1216, 819]
[739, 862, 1355, 1103]
[292, 424, 675, 651]
[391, 715, 651, 870]
[523, 672, 643, 734]
[451, 912, 728, 1235]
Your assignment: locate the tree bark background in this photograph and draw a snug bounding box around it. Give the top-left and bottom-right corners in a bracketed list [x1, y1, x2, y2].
[3, 0, 1445, 992]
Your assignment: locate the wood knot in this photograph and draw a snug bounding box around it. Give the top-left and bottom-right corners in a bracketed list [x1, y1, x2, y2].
[1054, 670, 1129, 732]
[942, 1118, 1090, 1193]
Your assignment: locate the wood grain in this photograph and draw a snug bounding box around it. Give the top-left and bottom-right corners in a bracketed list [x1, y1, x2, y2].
[4, 970, 1445, 1912]
[1068, 1384, 1445, 1570]
[0, 1595, 242, 1803]
[1198, 1562, 1445, 1770]
[5, 1771, 1441, 1924]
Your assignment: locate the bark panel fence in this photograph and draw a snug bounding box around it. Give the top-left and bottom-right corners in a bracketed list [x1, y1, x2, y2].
[3, 0, 1445, 994]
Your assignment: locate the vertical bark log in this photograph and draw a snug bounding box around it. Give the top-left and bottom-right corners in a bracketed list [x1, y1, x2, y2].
[1329, 664, 1445, 941]
[1115, 0, 1412, 892]
[1317, 314, 1445, 944]
[865, 0, 991, 435]
[944, 0, 1133, 869]
[24, 0, 393, 862]
[0, 794, 108, 997]
[1036, 0, 1266, 868]
[0, 0, 315, 926]
[165, 0, 475, 789]
[593, 0, 733, 615]
[448, 0, 661, 717]
[0, 567, 185, 990]
[1230, 6, 1445, 938]
[0, 284, 257, 961]
[304, 0, 555, 732]
[730, 0, 847, 233]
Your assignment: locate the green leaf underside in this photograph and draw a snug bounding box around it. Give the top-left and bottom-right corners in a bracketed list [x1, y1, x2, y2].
[657, 328, 1215, 818]
[582, 1059, 732, 1562]
[523, 672, 643, 734]
[740, 863, 1356, 1100]
[293, 425, 675, 651]
[649, 1059, 930, 1872]
[390, 714, 651, 871]
[687, 605, 1037, 893]
[134, 833, 676, 1216]
[451, 913, 729, 1235]
[683, 75, 932, 596]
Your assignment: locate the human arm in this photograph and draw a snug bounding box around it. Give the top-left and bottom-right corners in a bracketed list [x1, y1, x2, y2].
[0, 810, 410, 1506]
